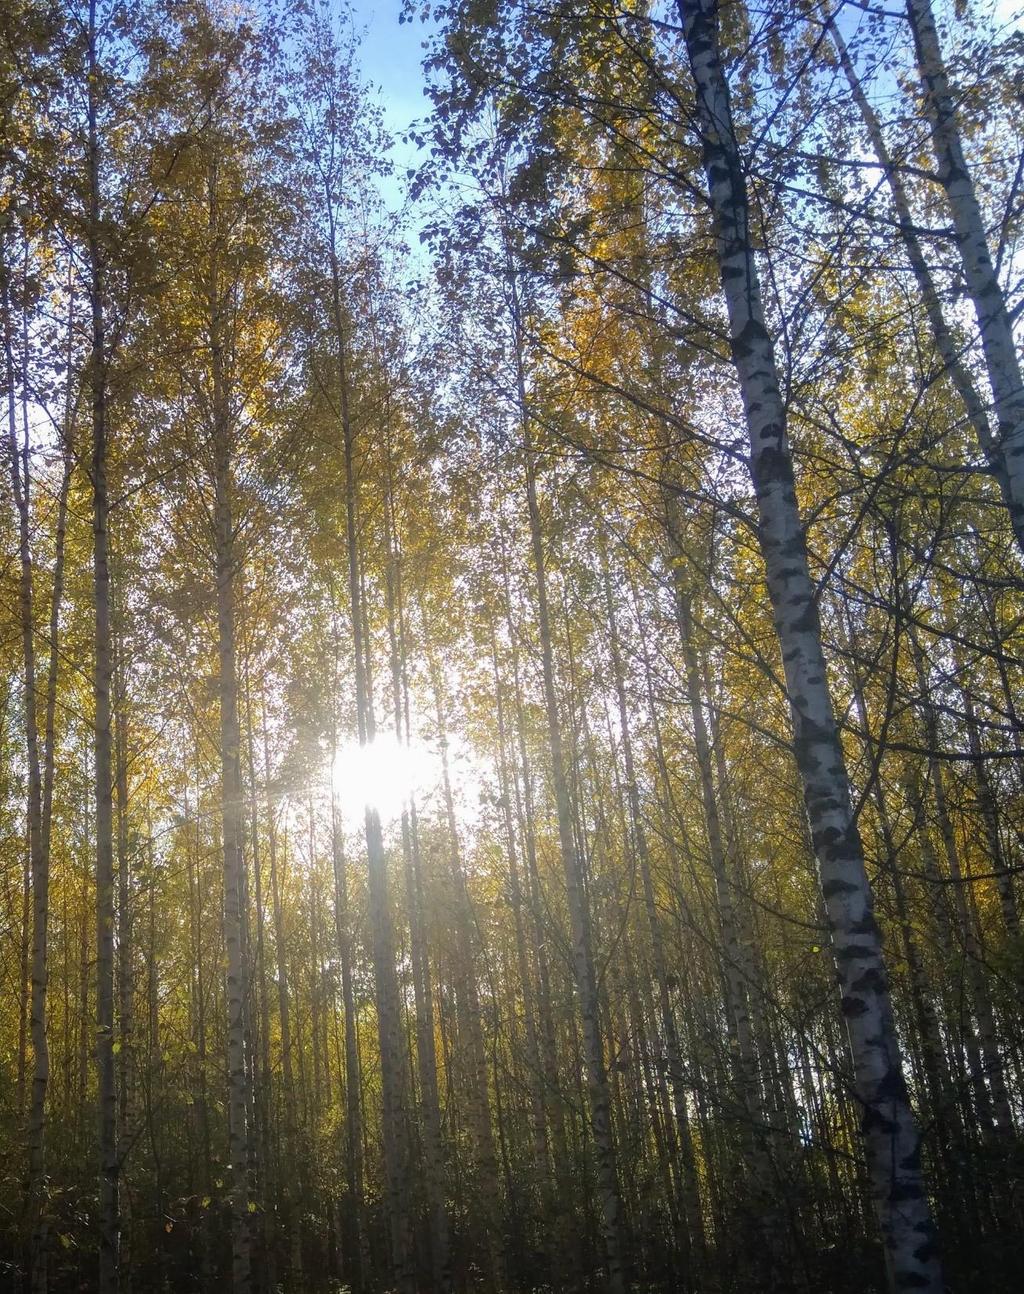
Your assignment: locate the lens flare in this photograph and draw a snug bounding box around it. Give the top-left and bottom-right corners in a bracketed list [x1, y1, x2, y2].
[331, 734, 439, 826]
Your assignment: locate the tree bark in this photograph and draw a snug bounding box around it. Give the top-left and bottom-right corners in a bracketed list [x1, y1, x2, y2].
[3, 225, 49, 1294]
[382, 554, 450, 1293]
[86, 3, 119, 1285]
[431, 659, 506, 1292]
[520, 417, 628, 1293]
[209, 158, 253, 1294]
[677, 2, 941, 1287]
[601, 552, 705, 1270]
[905, 0, 1024, 553]
[330, 228, 415, 1293]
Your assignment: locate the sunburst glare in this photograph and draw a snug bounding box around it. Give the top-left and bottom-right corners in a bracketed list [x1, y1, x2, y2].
[331, 734, 440, 827]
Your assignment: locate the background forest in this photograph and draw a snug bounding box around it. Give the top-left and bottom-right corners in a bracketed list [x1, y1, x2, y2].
[1, 0, 1023, 1291]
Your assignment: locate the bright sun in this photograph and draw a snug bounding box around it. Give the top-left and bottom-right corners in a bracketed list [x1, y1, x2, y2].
[331, 735, 440, 827]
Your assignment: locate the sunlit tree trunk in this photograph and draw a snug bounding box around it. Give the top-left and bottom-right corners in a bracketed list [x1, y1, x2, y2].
[382, 536, 450, 1294]
[904, 0, 1024, 554]
[329, 226, 415, 1292]
[677, 2, 941, 1286]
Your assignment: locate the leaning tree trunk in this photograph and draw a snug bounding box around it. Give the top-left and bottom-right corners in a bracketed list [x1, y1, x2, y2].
[905, 0, 1024, 554]
[677, 2, 941, 1288]
[827, 13, 1001, 478]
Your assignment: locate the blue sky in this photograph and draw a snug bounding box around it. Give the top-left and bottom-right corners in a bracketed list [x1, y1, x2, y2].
[349, 0, 1024, 214]
[351, 3, 434, 210]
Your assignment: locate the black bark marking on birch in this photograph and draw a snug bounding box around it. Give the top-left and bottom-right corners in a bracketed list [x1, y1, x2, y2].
[677, 2, 943, 1284]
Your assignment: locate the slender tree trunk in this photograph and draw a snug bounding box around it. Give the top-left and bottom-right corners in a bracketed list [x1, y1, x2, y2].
[78, 824, 91, 1156]
[488, 617, 552, 1222]
[262, 719, 304, 1285]
[87, 5, 119, 1285]
[430, 658, 506, 1292]
[909, 636, 1015, 1137]
[143, 819, 169, 1291]
[3, 228, 49, 1294]
[666, 537, 782, 1274]
[208, 161, 252, 1293]
[677, 2, 941, 1287]
[18, 841, 30, 1127]
[114, 689, 133, 1294]
[843, 633, 956, 1162]
[600, 552, 705, 1270]
[329, 222, 415, 1293]
[382, 543, 450, 1294]
[496, 520, 578, 1284]
[329, 788, 369, 1292]
[961, 690, 1020, 941]
[520, 409, 627, 1294]
[186, 778, 213, 1292]
[827, 12, 1002, 477]
[242, 674, 277, 1294]
[904, 0, 1024, 551]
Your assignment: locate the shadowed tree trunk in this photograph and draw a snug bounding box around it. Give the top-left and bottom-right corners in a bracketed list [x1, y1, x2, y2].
[330, 224, 415, 1293]
[86, 3, 119, 1285]
[520, 400, 628, 1294]
[208, 154, 253, 1294]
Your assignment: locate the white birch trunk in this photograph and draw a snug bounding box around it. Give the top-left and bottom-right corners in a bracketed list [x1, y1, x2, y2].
[906, 0, 1024, 551]
[678, 2, 941, 1288]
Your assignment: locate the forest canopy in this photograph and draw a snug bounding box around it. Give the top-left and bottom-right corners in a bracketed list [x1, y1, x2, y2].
[1, 1, 1024, 1292]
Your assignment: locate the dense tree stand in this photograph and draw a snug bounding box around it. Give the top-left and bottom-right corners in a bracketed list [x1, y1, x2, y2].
[0, 2, 1022, 1292]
